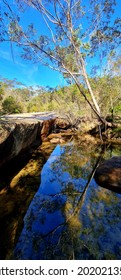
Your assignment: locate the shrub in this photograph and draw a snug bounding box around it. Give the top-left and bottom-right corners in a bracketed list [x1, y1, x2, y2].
[2, 96, 23, 114]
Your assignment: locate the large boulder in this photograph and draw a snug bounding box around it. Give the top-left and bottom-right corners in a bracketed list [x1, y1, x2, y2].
[0, 120, 40, 167]
[0, 113, 72, 168]
[94, 156, 121, 192]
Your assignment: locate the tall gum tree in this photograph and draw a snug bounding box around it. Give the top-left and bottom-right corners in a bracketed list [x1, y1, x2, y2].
[0, 0, 121, 124]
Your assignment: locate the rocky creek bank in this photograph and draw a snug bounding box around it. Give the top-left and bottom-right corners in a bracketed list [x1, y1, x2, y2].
[0, 112, 71, 168]
[0, 112, 120, 260]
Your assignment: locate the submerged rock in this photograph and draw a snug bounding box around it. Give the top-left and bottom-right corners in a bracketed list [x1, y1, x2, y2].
[94, 156, 121, 191]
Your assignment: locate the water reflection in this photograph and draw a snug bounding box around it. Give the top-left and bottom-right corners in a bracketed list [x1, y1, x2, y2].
[0, 141, 56, 259]
[14, 143, 121, 260]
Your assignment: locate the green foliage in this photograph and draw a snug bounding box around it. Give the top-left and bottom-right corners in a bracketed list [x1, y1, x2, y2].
[114, 103, 121, 114]
[0, 74, 120, 121]
[0, 87, 4, 101]
[89, 75, 121, 116]
[2, 96, 23, 114]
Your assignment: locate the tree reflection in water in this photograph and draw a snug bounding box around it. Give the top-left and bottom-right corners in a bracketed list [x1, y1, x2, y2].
[14, 143, 121, 260]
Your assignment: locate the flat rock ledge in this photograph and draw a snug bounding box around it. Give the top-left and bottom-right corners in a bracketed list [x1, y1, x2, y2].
[0, 112, 70, 168]
[94, 156, 121, 192]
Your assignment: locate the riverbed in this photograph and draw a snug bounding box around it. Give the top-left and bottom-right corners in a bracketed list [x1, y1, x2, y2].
[0, 137, 121, 259]
[9, 140, 121, 260]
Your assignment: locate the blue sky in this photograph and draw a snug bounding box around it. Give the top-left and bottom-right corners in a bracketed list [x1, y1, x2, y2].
[0, 0, 121, 88]
[0, 44, 65, 87]
[0, 0, 67, 88]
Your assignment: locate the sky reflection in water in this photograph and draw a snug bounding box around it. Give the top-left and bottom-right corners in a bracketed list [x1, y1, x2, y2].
[14, 143, 121, 260]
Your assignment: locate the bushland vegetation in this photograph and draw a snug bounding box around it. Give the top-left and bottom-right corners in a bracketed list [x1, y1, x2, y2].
[0, 74, 120, 122]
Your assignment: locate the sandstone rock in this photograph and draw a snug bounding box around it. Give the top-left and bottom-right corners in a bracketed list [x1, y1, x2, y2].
[0, 113, 71, 168]
[0, 120, 40, 167]
[47, 133, 62, 140]
[41, 119, 55, 141]
[50, 137, 65, 144]
[54, 118, 70, 129]
[94, 156, 121, 191]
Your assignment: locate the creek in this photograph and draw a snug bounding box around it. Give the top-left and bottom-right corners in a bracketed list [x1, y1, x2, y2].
[10, 140, 121, 260]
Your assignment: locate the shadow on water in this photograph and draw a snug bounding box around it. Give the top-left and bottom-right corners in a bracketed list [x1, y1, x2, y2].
[0, 141, 56, 259]
[13, 142, 121, 260]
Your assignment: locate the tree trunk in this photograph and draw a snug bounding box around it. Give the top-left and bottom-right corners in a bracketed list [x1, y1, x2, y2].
[81, 58, 101, 114]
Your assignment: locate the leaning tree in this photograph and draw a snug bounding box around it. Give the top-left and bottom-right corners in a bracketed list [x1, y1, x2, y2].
[0, 0, 121, 124]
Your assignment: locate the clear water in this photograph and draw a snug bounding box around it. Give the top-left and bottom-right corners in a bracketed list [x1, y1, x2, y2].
[14, 142, 121, 260]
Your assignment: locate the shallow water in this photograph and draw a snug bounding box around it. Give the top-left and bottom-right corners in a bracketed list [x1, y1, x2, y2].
[14, 142, 121, 260]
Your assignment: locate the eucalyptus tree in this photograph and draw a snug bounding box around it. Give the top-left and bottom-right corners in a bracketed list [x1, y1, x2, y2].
[0, 0, 120, 123]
